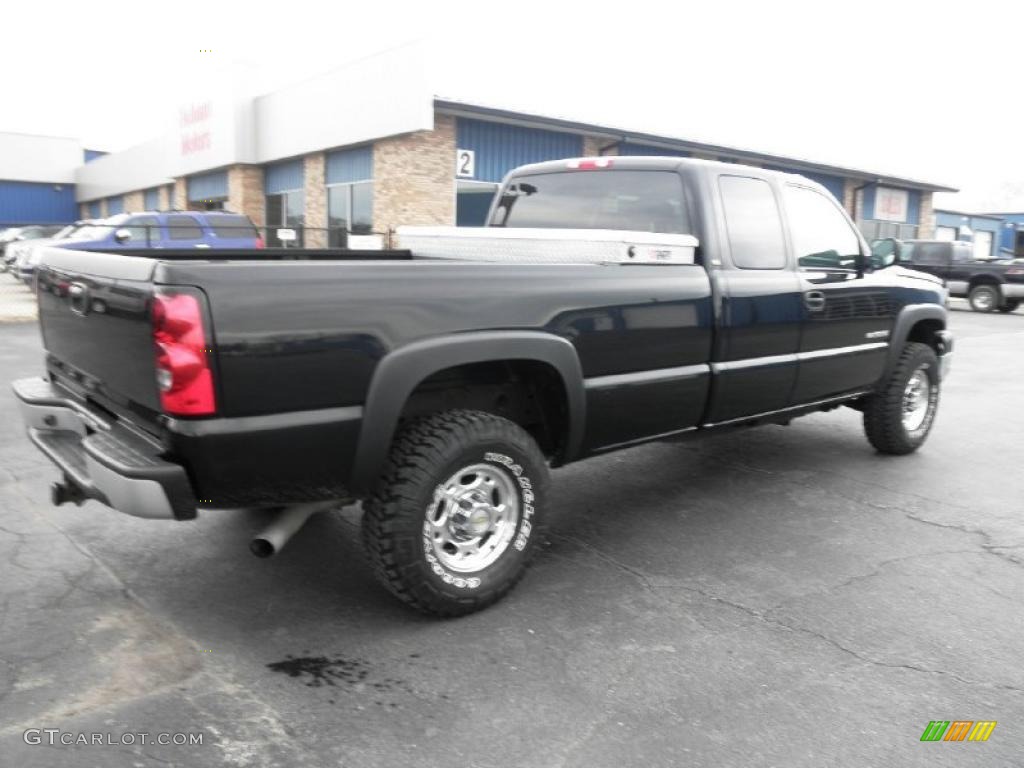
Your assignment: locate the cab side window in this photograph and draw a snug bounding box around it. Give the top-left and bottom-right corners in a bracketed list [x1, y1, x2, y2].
[785, 185, 861, 270]
[166, 215, 203, 240]
[719, 176, 786, 269]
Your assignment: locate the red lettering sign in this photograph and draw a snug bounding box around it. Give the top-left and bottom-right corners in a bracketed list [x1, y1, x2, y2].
[180, 102, 212, 128]
[181, 132, 212, 155]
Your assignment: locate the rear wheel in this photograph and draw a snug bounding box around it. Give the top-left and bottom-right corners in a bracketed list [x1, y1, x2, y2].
[997, 299, 1020, 313]
[968, 284, 999, 312]
[863, 342, 940, 455]
[362, 410, 548, 617]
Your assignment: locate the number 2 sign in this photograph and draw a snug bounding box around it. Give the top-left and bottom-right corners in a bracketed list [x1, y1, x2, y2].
[456, 149, 475, 179]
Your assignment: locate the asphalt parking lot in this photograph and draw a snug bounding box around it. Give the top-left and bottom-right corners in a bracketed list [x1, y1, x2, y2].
[1, 305, 1022, 767]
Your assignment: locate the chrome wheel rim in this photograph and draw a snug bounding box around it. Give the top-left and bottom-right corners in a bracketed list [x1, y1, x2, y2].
[902, 368, 932, 432]
[973, 291, 994, 310]
[424, 463, 520, 573]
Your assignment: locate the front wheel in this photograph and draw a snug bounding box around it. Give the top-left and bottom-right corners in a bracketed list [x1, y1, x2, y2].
[362, 410, 549, 617]
[968, 284, 999, 312]
[862, 342, 940, 455]
[998, 299, 1020, 313]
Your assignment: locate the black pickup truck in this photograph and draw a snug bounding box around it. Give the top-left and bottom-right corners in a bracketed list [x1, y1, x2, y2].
[14, 157, 952, 616]
[885, 238, 1024, 312]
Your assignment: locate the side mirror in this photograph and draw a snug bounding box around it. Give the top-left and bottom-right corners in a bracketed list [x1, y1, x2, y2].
[869, 238, 901, 269]
[113, 228, 132, 244]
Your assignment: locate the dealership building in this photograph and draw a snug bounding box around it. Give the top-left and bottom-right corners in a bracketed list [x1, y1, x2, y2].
[1, 48, 961, 243]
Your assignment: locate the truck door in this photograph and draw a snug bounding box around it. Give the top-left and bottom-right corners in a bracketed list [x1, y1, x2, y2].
[704, 174, 802, 424]
[784, 183, 894, 402]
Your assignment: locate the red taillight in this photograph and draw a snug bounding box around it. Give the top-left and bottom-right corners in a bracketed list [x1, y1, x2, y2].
[151, 291, 215, 416]
[568, 158, 613, 170]
[255, 235, 265, 249]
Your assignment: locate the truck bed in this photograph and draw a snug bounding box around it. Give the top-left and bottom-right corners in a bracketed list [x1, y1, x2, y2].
[33, 244, 713, 506]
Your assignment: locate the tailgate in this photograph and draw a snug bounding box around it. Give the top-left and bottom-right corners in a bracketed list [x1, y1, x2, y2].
[35, 247, 164, 427]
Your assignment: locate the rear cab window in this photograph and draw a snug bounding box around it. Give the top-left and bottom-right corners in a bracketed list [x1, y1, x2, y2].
[905, 243, 951, 265]
[489, 170, 691, 235]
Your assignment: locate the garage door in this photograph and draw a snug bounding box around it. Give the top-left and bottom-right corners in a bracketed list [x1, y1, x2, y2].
[973, 230, 993, 260]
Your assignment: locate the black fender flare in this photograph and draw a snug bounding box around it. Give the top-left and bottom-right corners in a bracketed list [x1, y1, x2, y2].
[884, 303, 947, 377]
[349, 331, 585, 493]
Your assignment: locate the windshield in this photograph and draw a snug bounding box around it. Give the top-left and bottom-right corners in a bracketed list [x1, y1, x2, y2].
[489, 170, 691, 234]
[52, 225, 76, 240]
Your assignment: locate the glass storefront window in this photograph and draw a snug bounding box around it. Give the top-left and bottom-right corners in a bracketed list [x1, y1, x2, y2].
[328, 182, 374, 247]
[266, 191, 305, 247]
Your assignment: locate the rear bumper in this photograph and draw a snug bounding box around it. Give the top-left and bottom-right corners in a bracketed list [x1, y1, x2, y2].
[13, 377, 197, 520]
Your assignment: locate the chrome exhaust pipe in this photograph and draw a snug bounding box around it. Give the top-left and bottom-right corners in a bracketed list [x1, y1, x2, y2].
[250, 501, 338, 558]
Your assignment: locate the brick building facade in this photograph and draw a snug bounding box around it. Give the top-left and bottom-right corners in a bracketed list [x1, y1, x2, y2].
[76, 103, 948, 242]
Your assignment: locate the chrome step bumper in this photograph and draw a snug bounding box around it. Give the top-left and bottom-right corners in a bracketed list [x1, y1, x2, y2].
[13, 377, 197, 520]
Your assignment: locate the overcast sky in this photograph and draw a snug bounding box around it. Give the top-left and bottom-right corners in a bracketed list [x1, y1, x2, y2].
[2, 0, 1020, 211]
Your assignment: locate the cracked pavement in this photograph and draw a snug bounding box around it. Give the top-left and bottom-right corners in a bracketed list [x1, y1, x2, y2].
[1, 304, 1022, 767]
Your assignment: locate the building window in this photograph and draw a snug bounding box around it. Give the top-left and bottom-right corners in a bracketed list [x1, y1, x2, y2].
[327, 181, 373, 247]
[187, 170, 229, 211]
[266, 189, 304, 247]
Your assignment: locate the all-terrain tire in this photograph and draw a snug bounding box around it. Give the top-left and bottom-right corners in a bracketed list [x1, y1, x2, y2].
[997, 299, 1020, 313]
[362, 410, 549, 617]
[862, 342, 940, 455]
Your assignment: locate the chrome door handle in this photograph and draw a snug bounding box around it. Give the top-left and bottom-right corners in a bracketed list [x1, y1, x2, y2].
[804, 291, 826, 312]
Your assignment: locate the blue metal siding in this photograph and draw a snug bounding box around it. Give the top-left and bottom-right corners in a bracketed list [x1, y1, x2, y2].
[0, 180, 78, 225]
[88, 200, 101, 218]
[187, 170, 229, 202]
[936, 211, 1001, 247]
[906, 190, 921, 226]
[106, 196, 124, 215]
[763, 165, 845, 203]
[617, 142, 691, 158]
[455, 118, 583, 183]
[861, 185, 876, 220]
[1000, 221, 1017, 252]
[144, 188, 160, 210]
[326, 146, 373, 184]
[265, 159, 305, 194]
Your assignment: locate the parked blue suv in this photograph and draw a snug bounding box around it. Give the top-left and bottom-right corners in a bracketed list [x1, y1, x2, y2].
[57, 211, 263, 251]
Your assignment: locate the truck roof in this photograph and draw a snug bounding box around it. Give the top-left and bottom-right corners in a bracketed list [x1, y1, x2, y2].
[503, 156, 836, 198]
